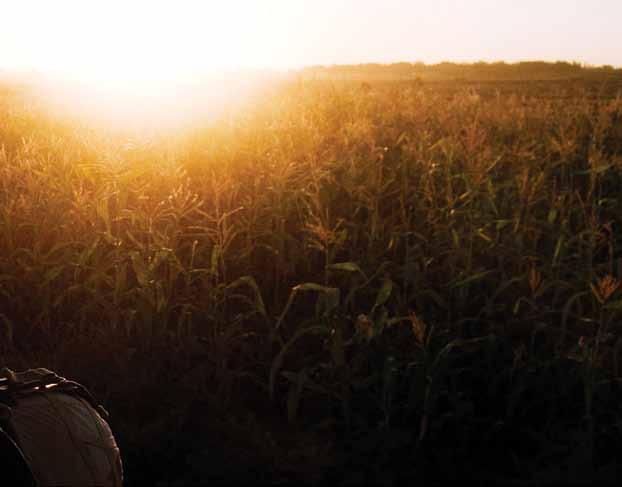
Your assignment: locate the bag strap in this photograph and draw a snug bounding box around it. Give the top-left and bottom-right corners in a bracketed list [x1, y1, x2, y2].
[0, 368, 109, 419]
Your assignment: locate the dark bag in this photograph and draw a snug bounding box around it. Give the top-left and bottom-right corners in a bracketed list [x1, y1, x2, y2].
[0, 368, 123, 487]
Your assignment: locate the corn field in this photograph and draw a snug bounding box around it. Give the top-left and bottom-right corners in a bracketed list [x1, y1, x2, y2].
[1, 77, 622, 484]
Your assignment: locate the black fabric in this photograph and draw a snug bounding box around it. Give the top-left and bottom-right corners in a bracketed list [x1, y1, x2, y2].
[0, 368, 123, 486]
[0, 427, 36, 486]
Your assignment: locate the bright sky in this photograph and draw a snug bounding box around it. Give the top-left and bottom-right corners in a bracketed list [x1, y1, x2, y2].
[1, 0, 620, 83]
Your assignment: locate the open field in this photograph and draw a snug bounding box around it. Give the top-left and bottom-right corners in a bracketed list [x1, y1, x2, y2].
[1, 75, 622, 484]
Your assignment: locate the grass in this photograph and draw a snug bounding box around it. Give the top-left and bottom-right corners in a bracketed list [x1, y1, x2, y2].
[1, 77, 622, 485]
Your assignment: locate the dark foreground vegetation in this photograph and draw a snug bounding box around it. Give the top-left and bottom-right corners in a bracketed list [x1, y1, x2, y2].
[1, 69, 622, 485]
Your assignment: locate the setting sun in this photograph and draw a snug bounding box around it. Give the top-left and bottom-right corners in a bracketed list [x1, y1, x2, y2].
[2, 1, 306, 89]
[0, 1, 311, 128]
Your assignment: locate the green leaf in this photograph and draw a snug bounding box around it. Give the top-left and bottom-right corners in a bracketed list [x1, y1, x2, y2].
[373, 278, 393, 310]
[291, 283, 341, 317]
[373, 306, 389, 335]
[576, 164, 612, 175]
[552, 236, 565, 267]
[327, 262, 367, 278]
[294, 283, 336, 293]
[210, 244, 221, 277]
[269, 326, 328, 400]
[43, 265, 64, 285]
[452, 270, 495, 289]
[286, 369, 308, 423]
[130, 252, 149, 287]
[561, 291, 589, 343]
[227, 276, 267, 319]
[386, 316, 412, 327]
[495, 219, 512, 231]
[396, 131, 408, 146]
[319, 288, 340, 316]
[418, 289, 449, 310]
[476, 229, 493, 242]
[484, 277, 523, 315]
[451, 229, 460, 248]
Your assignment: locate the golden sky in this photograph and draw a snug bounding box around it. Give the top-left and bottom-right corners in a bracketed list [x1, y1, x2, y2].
[1, 0, 620, 85]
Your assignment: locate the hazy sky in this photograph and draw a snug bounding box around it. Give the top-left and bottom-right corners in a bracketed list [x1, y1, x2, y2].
[0, 0, 620, 82]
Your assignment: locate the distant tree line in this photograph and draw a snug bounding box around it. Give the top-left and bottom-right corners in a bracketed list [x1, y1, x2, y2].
[300, 61, 622, 81]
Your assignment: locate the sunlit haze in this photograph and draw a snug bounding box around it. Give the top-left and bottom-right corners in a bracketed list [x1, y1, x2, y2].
[2, 0, 621, 81]
[1, 0, 620, 129]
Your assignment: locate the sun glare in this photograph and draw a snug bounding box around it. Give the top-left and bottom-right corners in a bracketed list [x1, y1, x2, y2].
[32, 73, 278, 133]
[5, 1, 299, 130]
[31, 2, 285, 87]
